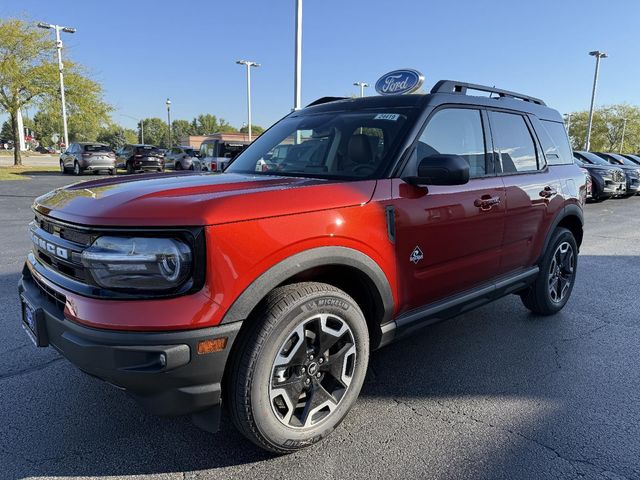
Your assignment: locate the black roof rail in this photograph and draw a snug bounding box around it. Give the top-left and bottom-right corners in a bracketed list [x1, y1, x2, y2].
[306, 96, 348, 107]
[430, 80, 546, 106]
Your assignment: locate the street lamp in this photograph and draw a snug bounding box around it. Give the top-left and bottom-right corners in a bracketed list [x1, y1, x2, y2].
[353, 81, 369, 98]
[585, 50, 608, 151]
[121, 114, 144, 144]
[564, 113, 572, 137]
[236, 60, 260, 141]
[37, 22, 76, 149]
[293, 0, 302, 110]
[165, 98, 171, 147]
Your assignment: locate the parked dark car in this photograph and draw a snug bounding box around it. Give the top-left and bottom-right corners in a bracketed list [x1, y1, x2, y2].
[35, 145, 56, 154]
[573, 151, 626, 200]
[60, 143, 116, 176]
[593, 152, 640, 196]
[622, 154, 640, 166]
[117, 144, 165, 174]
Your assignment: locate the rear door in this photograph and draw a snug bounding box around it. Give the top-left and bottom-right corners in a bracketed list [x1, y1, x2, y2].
[391, 106, 506, 312]
[488, 110, 562, 274]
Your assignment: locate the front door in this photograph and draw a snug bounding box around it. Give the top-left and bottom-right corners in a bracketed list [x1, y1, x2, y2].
[391, 107, 506, 314]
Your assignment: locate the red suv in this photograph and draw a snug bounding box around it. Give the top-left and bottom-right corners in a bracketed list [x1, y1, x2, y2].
[19, 80, 586, 453]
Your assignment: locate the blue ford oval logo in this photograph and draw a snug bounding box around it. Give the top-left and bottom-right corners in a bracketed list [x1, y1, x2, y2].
[375, 69, 425, 96]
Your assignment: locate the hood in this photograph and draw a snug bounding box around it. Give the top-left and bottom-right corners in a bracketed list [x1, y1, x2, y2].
[34, 172, 377, 227]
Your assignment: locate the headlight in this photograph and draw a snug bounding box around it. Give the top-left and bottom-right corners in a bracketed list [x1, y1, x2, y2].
[81, 236, 192, 291]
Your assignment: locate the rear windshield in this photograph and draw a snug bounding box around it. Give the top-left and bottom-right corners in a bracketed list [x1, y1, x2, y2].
[135, 146, 162, 155]
[226, 107, 418, 179]
[84, 144, 111, 153]
[185, 148, 197, 157]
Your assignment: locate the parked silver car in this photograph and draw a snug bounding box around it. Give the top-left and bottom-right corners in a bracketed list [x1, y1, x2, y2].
[60, 143, 116, 175]
[165, 146, 201, 170]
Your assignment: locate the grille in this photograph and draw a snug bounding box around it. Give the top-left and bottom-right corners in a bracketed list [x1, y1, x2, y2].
[613, 170, 625, 182]
[30, 269, 66, 313]
[31, 213, 90, 283]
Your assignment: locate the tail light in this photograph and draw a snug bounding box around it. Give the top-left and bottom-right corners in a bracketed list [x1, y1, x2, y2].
[211, 162, 217, 171]
[134, 154, 143, 158]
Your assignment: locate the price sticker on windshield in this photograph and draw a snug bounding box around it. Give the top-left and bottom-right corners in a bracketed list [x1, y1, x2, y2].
[374, 113, 400, 121]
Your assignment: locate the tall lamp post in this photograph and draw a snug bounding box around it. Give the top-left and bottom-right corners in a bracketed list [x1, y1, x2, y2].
[585, 50, 608, 151]
[293, 0, 302, 110]
[121, 114, 144, 144]
[236, 60, 260, 141]
[165, 98, 171, 147]
[353, 81, 369, 98]
[564, 113, 572, 137]
[37, 22, 76, 149]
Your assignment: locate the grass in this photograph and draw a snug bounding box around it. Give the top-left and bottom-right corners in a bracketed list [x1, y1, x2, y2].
[0, 166, 60, 181]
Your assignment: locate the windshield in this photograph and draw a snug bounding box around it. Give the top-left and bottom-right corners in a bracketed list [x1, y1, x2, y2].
[226, 108, 417, 179]
[185, 148, 197, 157]
[577, 151, 611, 166]
[606, 153, 637, 166]
[84, 144, 111, 153]
[624, 154, 640, 165]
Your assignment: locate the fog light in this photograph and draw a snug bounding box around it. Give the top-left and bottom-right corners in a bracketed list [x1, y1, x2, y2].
[197, 337, 227, 355]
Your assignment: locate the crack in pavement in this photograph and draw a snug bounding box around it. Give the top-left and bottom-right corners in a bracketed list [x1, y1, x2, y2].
[0, 356, 63, 382]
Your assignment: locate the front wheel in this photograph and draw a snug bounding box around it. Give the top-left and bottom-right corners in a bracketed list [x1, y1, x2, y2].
[126, 161, 134, 174]
[60, 160, 66, 174]
[521, 227, 578, 315]
[227, 282, 369, 454]
[73, 161, 81, 176]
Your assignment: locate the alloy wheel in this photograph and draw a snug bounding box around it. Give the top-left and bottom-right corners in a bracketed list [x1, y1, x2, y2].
[548, 241, 575, 303]
[269, 313, 356, 429]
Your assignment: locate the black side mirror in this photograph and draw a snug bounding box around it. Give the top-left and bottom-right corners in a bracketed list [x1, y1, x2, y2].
[404, 154, 470, 186]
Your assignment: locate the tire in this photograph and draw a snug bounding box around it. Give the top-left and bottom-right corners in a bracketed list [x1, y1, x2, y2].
[73, 161, 81, 176]
[520, 227, 578, 315]
[126, 161, 134, 174]
[108, 168, 115, 176]
[60, 160, 66, 174]
[227, 282, 369, 454]
[175, 162, 182, 170]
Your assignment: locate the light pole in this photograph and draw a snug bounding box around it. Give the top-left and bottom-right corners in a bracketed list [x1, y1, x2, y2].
[620, 118, 627, 153]
[37, 22, 76, 149]
[564, 113, 572, 136]
[121, 114, 144, 144]
[353, 81, 369, 98]
[236, 60, 260, 141]
[165, 98, 171, 147]
[294, 0, 302, 110]
[585, 50, 608, 151]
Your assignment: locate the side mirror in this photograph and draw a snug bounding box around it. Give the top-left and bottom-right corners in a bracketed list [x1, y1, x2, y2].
[404, 154, 470, 186]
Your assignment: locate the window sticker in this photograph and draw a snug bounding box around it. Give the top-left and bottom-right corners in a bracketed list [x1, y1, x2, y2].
[374, 113, 400, 121]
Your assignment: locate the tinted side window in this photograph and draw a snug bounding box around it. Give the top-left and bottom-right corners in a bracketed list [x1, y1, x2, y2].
[489, 111, 538, 173]
[418, 108, 487, 177]
[541, 120, 573, 165]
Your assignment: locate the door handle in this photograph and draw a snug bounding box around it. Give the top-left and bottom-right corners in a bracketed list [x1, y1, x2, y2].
[474, 195, 501, 211]
[539, 186, 558, 198]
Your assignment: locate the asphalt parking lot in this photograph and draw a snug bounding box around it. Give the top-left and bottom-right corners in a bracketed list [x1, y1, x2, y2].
[1, 173, 639, 480]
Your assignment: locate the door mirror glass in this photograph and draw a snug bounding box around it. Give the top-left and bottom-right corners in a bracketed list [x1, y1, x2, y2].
[405, 154, 470, 186]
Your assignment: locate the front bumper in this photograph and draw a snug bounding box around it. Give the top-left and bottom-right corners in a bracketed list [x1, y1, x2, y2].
[18, 264, 241, 426]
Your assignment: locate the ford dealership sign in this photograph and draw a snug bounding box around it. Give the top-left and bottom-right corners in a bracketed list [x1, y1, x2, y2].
[375, 69, 425, 96]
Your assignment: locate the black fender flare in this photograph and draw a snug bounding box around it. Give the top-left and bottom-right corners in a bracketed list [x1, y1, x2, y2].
[220, 246, 395, 326]
[538, 204, 584, 263]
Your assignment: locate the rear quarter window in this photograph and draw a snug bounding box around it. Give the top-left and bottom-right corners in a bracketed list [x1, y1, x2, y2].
[539, 120, 574, 165]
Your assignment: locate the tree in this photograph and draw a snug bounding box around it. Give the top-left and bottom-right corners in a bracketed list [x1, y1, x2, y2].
[97, 124, 137, 149]
[1, 120, 12, 140]
[171, 119, 194, 144]
[191, 114, 238, 135]
[0, 19, 57, 165]
[566, 104, 640, 153]
[140, 117, 168, 147]
[239, 124, 264, 135]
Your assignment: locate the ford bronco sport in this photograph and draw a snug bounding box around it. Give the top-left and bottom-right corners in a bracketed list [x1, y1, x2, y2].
[19, 79, 586, 453]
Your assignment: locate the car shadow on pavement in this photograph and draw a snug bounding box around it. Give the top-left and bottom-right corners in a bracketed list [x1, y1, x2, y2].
[1, 253, 639, 479]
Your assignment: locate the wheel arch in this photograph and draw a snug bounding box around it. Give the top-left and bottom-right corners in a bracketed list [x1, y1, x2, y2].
[539, 205, 584, 263]
[220, 246, 395, 349]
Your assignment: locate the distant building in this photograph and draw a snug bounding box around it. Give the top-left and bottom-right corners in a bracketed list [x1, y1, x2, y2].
[179, 133, 255, 150]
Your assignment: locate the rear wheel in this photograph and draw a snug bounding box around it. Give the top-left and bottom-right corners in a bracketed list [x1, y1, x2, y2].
[59, 160, 66, 174]
[227, 282, 369, 454]
[126, 161, 134, 174]
[108, 168, 115, 176]
[175, 162, 182, 170]
[521, 227, 578, 315]
[73, 161, 81, 176]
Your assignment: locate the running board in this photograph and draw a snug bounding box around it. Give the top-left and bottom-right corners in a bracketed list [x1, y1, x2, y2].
[378, 267, 539, 348]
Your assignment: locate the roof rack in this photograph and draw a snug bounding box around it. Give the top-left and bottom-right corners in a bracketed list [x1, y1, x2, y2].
[306, 96, 348, 107]
[430, 80, 546, 106]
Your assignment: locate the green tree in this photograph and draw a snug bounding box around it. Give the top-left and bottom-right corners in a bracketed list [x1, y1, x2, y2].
[567, 104, 640, 153]
[239, 124, 264, 135]
[1, 120, 12, 140]
[171, 119, 194, 145]
[96, 124, 137, 149]
[140, 117, 168, 147]
[191, 114, 238, 135]
[0, 19, 57, 165]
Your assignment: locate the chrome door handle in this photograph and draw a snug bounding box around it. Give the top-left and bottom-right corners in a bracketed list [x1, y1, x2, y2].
[539, 186, 557, 198]
[474, 195, 501, 211]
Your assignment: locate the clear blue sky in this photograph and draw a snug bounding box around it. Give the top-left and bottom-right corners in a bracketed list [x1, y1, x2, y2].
[3, 0, 640, 131]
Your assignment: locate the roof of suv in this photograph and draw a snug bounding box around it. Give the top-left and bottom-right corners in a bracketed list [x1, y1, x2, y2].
[301, 79, 562, 122]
